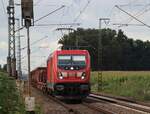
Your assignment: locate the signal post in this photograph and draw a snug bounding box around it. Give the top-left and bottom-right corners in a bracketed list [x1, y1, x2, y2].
[21, 0, 35, 113]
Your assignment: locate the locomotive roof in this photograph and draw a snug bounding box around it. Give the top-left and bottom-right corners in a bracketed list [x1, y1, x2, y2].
[47, 50, 89, 61]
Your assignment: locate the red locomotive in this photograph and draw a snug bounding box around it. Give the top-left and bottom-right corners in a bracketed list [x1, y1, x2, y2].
[31, 50, 91, 99]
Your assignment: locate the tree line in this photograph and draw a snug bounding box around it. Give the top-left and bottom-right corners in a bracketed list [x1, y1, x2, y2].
[59, 28, 150, 71]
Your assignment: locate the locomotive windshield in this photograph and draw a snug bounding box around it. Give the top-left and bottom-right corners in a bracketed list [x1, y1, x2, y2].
[58, 55, 71, 65]
[58, 55, 86, 69]
[72, 55, 86, 66]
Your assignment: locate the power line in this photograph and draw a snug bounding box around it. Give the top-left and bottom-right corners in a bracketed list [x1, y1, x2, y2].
[113, 23, 145, 27]
[71, 0, 92, 27]
[34, 23, 80, 27]
[121, 4, 150, 25]
[21, 48, 40, 60]
[115, 5, 150, 29]
[21, 36, 48, 50]
[15, 5, 66, 32]
[34, 5, 65, 23]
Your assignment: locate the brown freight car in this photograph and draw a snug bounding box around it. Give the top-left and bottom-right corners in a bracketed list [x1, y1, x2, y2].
[31, 67, 47, 91]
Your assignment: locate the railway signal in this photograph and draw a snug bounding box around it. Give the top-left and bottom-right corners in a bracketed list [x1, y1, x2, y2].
[21, 0, 35, 113]
[21, 0, 34, 27]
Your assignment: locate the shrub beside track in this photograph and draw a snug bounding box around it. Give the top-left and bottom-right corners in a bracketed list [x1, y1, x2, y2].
[0, 72, 25, 114]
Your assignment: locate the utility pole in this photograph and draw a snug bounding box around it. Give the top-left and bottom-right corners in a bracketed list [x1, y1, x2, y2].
[15, 19, 22, 79]
[7, 0, 16, 77]
[98, 18, 110, 91]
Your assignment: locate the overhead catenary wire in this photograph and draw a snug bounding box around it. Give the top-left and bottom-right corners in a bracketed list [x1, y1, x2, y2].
[70, 0, 92, 27]
[34, 23, 81, 27]
[115, 5, 150, 29]
[34, 5, 65, 23]
[21, 48, 41, 60]
[21, 36, 48, 50]
[73, 0, 91, 23]
[113, 23, 146, 27]
[15, 5, 66, 32]
[121, 4, 150, 26]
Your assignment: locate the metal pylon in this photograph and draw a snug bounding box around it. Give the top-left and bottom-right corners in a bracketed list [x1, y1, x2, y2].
[16, 19, 22, 79]
[7, 0, 16, 77]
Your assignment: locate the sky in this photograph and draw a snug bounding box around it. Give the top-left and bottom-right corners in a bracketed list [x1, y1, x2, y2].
[1, 0, 150, 73]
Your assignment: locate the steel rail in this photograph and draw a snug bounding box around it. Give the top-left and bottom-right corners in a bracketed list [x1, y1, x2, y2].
[47, 94, 112, 114]
[47, 95, 82, 114]
[91, 92, 150, 107]
[89, 93, 150, 113]
[82, 102, 114, 114]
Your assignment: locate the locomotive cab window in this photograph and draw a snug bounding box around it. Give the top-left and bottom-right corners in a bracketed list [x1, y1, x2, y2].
[58, 55, 86, 70]
[72, 55, 86, 66]
[58, 55, 71, 66]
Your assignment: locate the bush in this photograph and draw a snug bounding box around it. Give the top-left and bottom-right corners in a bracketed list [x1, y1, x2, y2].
[0, 72, 25, 114]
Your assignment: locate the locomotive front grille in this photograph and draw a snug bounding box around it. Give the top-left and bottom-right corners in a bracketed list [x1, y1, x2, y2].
[68, 72, 76, 77]
[54, 83, 90, 96]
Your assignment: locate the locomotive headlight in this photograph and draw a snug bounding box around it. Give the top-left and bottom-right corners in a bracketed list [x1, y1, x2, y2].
[58, 72, 63, 80]
[58, 72, 68, 79]
[62, 72, 68, 77]
[81, 72, 86, 80]
[77, 72, 82, 77]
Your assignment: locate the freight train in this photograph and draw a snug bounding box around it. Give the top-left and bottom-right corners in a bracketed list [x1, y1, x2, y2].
[31, 50, 91, 100]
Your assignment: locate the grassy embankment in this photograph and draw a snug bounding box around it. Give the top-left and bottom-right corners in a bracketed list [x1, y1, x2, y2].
[91, 71, 150, 102]
[0, 71, 25, 114]
[0, 71, 43, 114]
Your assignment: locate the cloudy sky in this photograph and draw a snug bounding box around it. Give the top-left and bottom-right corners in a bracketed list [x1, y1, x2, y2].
[1, 0, 150, 73]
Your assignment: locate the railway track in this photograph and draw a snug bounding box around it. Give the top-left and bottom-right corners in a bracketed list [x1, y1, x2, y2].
[31, 85, 111, 114]
[87, 93, 150, 114]
[47, 95, 113, 114]
[47, 95, 82, 114]
[41, 90, 150, 114]
[82, 102, 114, 114]
[92, 93, 150, 107]
[31, 86, 150, 114]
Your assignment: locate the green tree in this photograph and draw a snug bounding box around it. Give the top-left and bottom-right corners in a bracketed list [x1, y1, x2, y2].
[58, 28, 150, 71]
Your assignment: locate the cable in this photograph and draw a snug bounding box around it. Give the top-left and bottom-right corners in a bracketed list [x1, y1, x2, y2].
[123, 4, 150, 25]
[34, 5, 65, 23]
[113, 23, 145, 27]
[21, 48, 40, 60]
[34, 23, 80, 27]
[21, 36, 48, 50]
[15, 5, 65, 32]
[115, 5, 150, 29]
[71, 0, 92, 27]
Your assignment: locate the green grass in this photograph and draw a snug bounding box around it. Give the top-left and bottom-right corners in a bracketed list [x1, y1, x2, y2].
[0, 72, 25, 114]
[91, 71, 150, 102]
